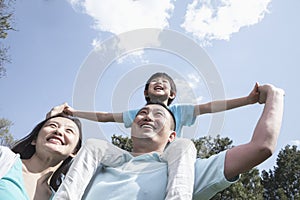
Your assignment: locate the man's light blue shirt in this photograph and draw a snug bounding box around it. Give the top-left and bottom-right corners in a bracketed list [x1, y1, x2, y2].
[83, 151, 237, 200]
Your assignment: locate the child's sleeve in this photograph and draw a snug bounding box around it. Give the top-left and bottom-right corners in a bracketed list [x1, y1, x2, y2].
[170, 104, 196, 126]
[122, 109, 139, 128]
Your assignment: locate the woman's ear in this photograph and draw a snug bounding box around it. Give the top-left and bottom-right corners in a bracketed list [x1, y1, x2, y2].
[69, 148, 79, 157]
[144, 90, 149, 97]
[69, 153, 76, 158]
[31, 140, 36, 145]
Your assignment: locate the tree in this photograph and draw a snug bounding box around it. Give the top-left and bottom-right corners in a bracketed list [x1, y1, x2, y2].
[261, 145, 300, 199]
[111, 134, 133, 152]
[0, 0, 15, 77]
[0, 118, 15, 148]
[111, 134, 264, 199]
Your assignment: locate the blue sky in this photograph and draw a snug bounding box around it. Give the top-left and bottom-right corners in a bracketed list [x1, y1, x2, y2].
[1, 0, 299, 172]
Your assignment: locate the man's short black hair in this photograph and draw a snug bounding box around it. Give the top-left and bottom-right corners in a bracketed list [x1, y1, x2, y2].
[143, 101, 176, 131]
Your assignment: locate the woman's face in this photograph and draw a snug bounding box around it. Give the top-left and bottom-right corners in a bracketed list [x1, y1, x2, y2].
[33, 117, 80, 159]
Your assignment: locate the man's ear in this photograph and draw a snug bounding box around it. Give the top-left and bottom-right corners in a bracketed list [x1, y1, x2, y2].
[168, 131, 176, 142]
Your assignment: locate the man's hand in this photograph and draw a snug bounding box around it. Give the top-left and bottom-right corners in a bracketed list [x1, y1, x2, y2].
[258, 84, 285, 104]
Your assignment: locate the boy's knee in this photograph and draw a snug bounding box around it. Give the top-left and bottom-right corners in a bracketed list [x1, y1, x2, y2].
[161, 138, 196, 162]
[85, 138, 108, 145]
[84, 138, 111, 152]
[172, 138, 196, 152]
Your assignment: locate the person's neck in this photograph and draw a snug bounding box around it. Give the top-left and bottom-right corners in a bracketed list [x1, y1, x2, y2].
[22, 154, 62, 174]
[131, 139, 164, 156]
[149, 97, 169, 106]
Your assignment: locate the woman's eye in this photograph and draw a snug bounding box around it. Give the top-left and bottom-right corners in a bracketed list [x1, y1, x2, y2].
[48, 123, 57, 128]
[66, 129, 75, 134]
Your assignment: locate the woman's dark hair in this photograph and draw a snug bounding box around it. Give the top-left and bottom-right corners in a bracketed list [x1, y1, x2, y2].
[144, 72, 177, 106]
[11, 114, 83, 191]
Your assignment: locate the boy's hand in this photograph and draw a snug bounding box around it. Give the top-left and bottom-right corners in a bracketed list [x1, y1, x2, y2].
[247, 82, 260, 104]
[46, 102, 72, 119]
[63, 104, 75, 116]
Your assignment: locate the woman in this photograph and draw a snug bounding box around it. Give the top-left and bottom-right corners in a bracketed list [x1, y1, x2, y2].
[0, 114, 82, 200]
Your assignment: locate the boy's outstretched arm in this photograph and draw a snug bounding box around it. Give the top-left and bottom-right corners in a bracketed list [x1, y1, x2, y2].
[46, 103, 123, 123]
[223, 84, 284, 180]
[194, 83, 259, 116]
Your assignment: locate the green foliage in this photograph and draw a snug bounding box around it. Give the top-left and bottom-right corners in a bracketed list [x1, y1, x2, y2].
[262, 145, 300, 199]
[192, 135, 233, 158]
[0, 0, 15, 77]
[0, 118, 15, 148]
[111, 134, 133, 152]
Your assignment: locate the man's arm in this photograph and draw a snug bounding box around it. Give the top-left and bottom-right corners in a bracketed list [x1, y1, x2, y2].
[224, 84, 284, 180]
[194, 83, 259, 116]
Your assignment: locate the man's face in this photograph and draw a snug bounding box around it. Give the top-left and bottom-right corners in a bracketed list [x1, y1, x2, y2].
[131, 104, 175, 145]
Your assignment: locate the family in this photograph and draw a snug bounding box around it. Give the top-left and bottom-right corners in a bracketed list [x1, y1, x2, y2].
[0, 72, 284, 200]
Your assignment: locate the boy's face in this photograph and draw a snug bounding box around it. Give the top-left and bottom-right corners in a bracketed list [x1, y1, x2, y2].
[146, 77, 175, 103]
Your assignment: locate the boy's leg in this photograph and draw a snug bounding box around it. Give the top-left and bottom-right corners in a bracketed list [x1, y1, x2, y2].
[53, 138, 130, 200]
[161, 138, 197, 200]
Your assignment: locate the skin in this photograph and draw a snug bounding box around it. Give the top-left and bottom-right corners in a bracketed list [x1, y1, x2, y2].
[22, 117, 80, 200]
[50, 77, 259, 125]
[144, 77, 175, 106]
[224, 84, 284, 180]
[194, 83, 260, 115]
[130, 104, 176, 156]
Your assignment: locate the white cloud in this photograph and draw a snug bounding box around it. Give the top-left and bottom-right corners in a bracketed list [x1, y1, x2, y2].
[181, 0, 272, 45]
[68, 0, 175, 34]
[175, 76, 204, 104]
[68, 0, 175, 61]
[116, 50, 149, 64]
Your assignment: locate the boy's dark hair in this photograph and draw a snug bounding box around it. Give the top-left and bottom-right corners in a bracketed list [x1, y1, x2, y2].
[144, 72, 177, 106]
[144, 101, 176, 131]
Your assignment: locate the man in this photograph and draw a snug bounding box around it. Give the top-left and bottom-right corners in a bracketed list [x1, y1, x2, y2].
[54, 83, 284, 200]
